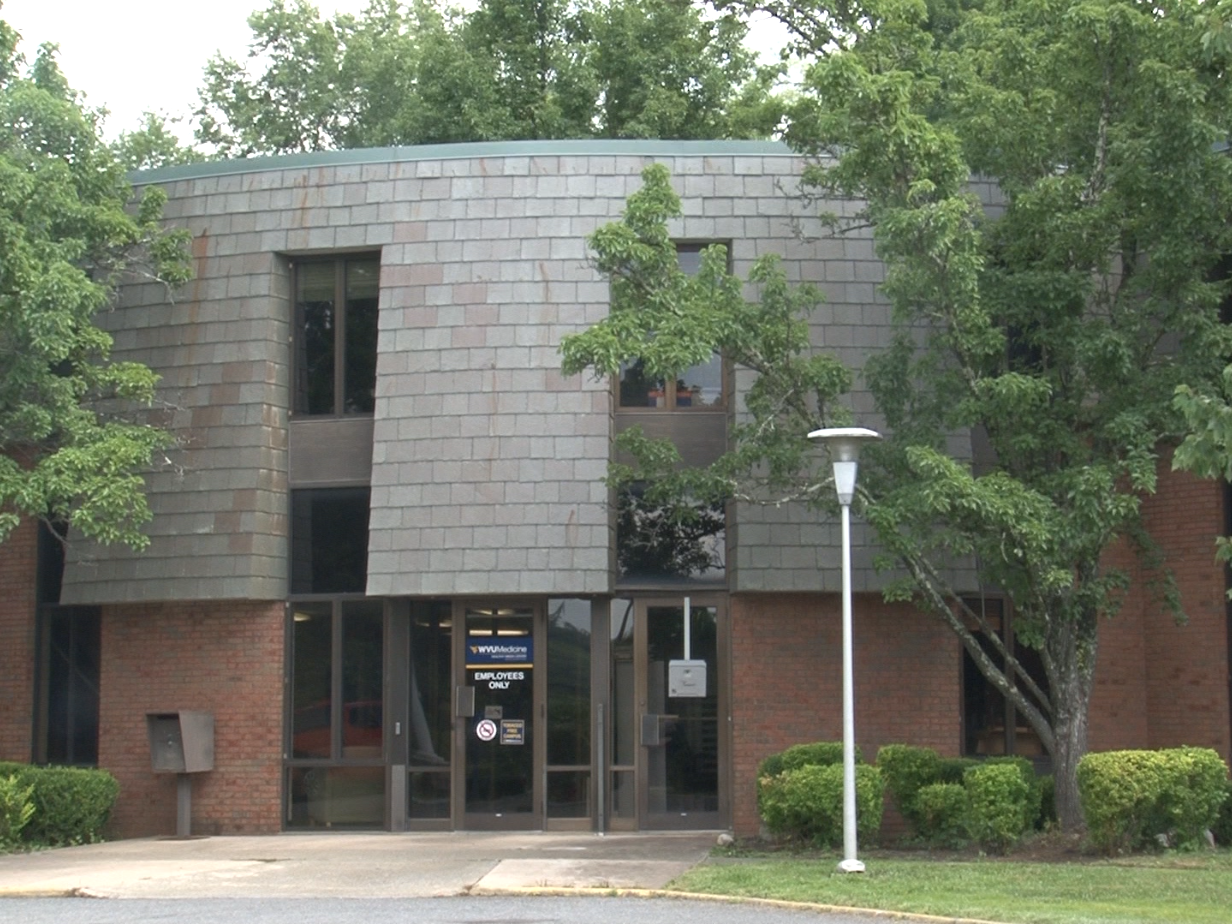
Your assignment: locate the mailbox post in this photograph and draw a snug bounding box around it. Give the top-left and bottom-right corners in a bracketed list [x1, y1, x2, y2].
[146, 711, 214, 837]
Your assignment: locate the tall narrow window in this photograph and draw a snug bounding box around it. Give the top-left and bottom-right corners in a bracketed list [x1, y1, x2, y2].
[546, 599, 592, 819]
[287, 600, 385, 828]
[35, 521, 101, 767]
[617, 243, 725, 410]
[294, 256, 380, 416]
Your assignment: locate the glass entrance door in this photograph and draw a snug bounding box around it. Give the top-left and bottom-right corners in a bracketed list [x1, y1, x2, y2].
[460, 605, 540, 828]
[607, 597, 727, 831]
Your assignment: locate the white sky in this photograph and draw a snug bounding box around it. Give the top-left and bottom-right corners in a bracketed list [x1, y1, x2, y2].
[1, 0, 380, 136]
[1, 0, 789, 141]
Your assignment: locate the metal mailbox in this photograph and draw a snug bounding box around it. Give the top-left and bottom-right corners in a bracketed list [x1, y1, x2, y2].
[146, 711, 215, 774]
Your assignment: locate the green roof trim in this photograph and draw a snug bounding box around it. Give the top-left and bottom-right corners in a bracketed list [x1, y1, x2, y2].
[132, 139, 795, 183]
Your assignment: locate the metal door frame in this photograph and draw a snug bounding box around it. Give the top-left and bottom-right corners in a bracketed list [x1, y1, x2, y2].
[606, 595, 730, 831]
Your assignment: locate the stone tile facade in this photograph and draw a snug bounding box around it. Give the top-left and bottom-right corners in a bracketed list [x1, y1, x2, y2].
[59, 141, 897, 604]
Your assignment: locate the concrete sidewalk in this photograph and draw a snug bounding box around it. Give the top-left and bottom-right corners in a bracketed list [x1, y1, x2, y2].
[0, 831, 719, 899]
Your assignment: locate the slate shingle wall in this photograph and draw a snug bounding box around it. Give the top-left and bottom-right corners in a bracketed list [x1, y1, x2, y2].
[58, 141, 910, 603]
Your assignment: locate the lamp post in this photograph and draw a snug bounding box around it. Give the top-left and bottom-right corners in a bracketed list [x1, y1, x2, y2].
[808, 426, 881, 874]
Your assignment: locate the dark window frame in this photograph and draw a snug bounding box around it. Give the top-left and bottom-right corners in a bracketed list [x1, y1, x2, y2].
[292, 254, 381, 418]
[616, 242, 729, 413]
[959, 596, 1050, 762]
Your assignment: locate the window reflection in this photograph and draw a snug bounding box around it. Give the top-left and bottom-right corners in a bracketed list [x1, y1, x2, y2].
[616, 485, 725, 584]
[294, 255, 379, 416]
[616, 242, 725, 410]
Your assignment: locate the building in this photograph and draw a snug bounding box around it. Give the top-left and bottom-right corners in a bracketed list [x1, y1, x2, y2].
[0, 140, 1228, 838]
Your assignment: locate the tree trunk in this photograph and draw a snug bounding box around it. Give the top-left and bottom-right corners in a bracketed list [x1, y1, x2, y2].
[1045, 604, 1099, 833]
[1050, 682, 1090, 833]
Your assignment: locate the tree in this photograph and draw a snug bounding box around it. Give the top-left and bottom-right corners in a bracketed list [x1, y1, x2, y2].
[567, 0, 1232, 832]
[560, 163, 852, 571]
[0, 22, 192, 549]
[194, 0, 783, 154]
[574, 0, 783, 139]
[112, 112, 206, 171]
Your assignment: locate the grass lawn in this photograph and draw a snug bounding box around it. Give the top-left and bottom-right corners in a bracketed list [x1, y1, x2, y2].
[668, 847, 1232, 924]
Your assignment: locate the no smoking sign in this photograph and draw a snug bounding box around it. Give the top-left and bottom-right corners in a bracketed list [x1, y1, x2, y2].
[475, 718, 498, 741]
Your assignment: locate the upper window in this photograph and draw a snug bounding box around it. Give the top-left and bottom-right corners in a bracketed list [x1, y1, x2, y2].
[616, 243, 724, 411]
[294, 256, 380, 416]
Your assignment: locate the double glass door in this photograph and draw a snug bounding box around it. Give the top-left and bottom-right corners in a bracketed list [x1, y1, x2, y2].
[422, 600, 592, 831]
[384, 596, 727, 832]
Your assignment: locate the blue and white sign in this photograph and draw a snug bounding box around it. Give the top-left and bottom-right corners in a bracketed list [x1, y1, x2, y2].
[466, 638, 533, 667]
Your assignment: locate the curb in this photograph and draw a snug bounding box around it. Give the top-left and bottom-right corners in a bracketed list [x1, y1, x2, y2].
[0, 887, 104, 899]
[469, 885, 1014, 924]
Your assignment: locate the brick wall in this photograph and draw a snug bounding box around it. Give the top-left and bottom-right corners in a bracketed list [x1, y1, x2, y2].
[1088, 460, 1230, 760]
[729, 592, 960, 836]
[0, 517, 36, 762]
[1139, 462, 1230, 758]
[98, 600, 285, 837]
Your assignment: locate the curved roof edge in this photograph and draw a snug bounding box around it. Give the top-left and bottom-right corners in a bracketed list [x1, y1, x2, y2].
[131, 138, 795, 184]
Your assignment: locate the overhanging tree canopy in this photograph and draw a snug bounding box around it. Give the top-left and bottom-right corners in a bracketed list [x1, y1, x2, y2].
[194, 0, 784, 156]
[0, 22, 191, 549]
[568, 0, 1232, 832]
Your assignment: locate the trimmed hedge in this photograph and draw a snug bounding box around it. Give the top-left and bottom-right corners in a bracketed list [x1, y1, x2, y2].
[914, 782, 967, 847]
[759, 762, 884, 848]
[964, 762, 1032, 853]
[876, 745, 941, 832]
[1077, 747, 1228, 853]
[981, 756, 1043, 833]
[0, 762, 119, 847]
[759, 741, 860, 780]
[874, 746, 1045, 845]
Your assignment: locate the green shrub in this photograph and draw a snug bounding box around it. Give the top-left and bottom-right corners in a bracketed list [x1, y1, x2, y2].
[982, 755, 1043, 831]
[758, 742, 859, 821]
[758, 752, 786, 780]
[1157, 747, 1229, 848]
[876, 744, 942, 833]
[937, 757, 979, 785]
[0, 765, 120, 847]
[1212, 779, 1232, 847]
[759, 763, 884, 847]
[758, 742, 851, 793]
[779, 741, 857, 772]
[914, 782, 967, 846]
[964, 763, 1031, 853]
[1078, 747, 1228, 854]
[0, 775, 35, 850]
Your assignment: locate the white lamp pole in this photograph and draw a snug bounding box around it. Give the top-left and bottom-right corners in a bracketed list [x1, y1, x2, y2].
[808, 426, 881, 874]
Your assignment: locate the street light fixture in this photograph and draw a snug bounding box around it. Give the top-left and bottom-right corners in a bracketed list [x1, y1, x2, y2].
[808, 426, 881, 874]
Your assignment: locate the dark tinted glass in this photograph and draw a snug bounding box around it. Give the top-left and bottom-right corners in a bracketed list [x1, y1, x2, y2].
[615, 484, 725, 585]
[341, 600, 384, 755]
[291, 602, 332, 758]
[547, 599, 591, 766]
[290, 488, 371, 594]
[295, 261, 336, 415]
[42, 607, 100, 765]
[343, 259, 379, 414]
